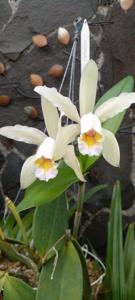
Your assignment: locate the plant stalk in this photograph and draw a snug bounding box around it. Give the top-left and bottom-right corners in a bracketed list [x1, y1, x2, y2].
[72, 182, 85, 239]
[5, 197, 28, 244]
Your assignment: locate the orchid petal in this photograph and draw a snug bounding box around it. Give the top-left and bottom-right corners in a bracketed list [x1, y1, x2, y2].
[102, 128, 120, 167]
[80, 112, 102, 134]
[64, 145, 85, 182]
[79, 60, 98, 116]
[36, 137, 55, 160]
[34, 86, 80, 123]
[20, 155, 36, 189]
[41, 96, 59, 138]
[0, 125, 46, 145]
[95, 93, 135, 123]
[53, 124, 80, 161]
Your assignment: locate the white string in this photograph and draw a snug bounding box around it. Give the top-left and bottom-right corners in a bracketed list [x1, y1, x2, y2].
[81, 244, 106, 287]
[59, 42, 76, 94]
[50, 247, 59, 280]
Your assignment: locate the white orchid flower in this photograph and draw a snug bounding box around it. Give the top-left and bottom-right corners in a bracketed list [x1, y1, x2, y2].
[0, 99, 85, 189]
[35, 60, 135, 168]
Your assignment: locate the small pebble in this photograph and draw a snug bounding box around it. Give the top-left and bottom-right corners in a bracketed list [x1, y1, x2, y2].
[0, 95, 11, 106]
[119, 0, 134, 10]
[0, 63, 5, 74]
[30, 74, 43, 86]
[32, 34, 48, 48]
[57, 27, 70, 45]
[48, 64, 64, 78]
[24, 106, 38, 119]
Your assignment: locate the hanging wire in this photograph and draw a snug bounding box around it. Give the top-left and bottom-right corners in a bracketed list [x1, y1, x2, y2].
[67, 17, 83, 195]
[59, 42, 76, 93]
[119, 122, 135, 135]
[68, 40, 77, 101]
[59, 17, 82, 101]
[118, 130, 135, 135]
[68, 17, 82, 102]
[120, 123, 135, 130]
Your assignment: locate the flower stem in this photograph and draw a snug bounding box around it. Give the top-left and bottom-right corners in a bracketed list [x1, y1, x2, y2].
[72, 182, 85, 239]
[5, 197, 28, 244]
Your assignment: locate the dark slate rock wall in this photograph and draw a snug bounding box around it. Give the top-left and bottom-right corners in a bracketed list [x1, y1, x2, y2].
[0, 0, 98, 54]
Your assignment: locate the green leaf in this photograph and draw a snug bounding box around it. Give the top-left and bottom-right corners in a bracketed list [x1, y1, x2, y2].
[3, 210, 34, 242]
[0, 271, 7, 293]
[105, 181, 125, 300]
[95, 75, 134, 134]
[0, 239, 38, 272]
[36, 241, 83, 300]
[69, 184, 107, 218]
[17, 166, 78, 212]
[15, 210, 34, 241]
[79, 153, 98, 173]
[125, 241, 135, 300]
[10, 209, 35, 241]
[0, 239, 23, 261]
[72, 238, 91, 300]
[22, 210, 34, 229]
[84, 184, 107, 203]
[124, 223, 135, 281]
[32, 195, 68, 256]
[83, 76, 134, 171]
[3, 214, 16, 237]
[3, 275, 36, 300]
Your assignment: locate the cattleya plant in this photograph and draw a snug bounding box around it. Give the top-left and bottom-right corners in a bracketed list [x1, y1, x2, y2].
[0, 60, 135, 300]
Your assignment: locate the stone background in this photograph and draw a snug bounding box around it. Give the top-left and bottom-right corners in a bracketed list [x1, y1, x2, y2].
[0, 0, 135, 255]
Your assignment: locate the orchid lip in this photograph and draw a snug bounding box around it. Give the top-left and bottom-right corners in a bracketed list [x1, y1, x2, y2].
[35, 157, 55, 171]
[80, 129, 103, 147]
[78, 128, 103, 157]
[34, 156, 58, 181]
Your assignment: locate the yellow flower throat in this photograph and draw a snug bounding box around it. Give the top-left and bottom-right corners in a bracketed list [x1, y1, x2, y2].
[81, 129, 102, 147]
[35, 157, 54, 171]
